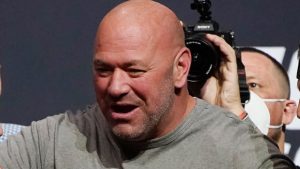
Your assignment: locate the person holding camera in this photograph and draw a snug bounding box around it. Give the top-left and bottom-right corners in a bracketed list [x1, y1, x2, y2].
[0, 1, 296, 168]
[184, 2, 296, 155]
[193, 46, 297, 153]
[185, 0, 248, 118]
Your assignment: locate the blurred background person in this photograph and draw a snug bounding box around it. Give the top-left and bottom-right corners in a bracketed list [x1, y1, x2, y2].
[0, 65, 24, 142]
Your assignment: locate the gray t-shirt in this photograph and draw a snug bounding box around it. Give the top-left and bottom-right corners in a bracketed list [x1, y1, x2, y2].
[0, 99, 296, 169]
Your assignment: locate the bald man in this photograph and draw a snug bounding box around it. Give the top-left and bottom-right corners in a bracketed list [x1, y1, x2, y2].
[0, 1, 296, 168]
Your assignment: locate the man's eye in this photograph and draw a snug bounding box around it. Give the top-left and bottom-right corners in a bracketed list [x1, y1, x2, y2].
[95, 67, 107, 72]
[95, 67, 112, 76]
[248, 83, 257, 88]
[127, 69, 145, 76]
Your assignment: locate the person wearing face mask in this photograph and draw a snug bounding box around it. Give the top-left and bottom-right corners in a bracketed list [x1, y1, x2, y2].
[240, 47, 297, 153]
[0, 65, 24, 142]
[195, 47, 297, 154]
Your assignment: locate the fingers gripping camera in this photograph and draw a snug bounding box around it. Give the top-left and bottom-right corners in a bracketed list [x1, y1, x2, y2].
[184, 0, 249, 105]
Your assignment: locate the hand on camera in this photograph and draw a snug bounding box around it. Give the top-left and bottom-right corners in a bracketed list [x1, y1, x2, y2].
[200, 34, 244, 117]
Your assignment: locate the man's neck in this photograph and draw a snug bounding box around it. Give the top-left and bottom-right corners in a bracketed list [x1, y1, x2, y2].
[278, 131, 285, 153]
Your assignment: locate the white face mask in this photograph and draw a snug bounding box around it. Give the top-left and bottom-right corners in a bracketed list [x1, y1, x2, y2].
[244, 91, 285, 135]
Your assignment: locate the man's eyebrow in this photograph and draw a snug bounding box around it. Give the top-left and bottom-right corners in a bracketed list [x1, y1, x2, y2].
[123, 60, 142, 67]
[94, 59, 146, 67]
[93, 59, 107, 66]
[245, 75, 259, 81]
[246, 75, 255, 80]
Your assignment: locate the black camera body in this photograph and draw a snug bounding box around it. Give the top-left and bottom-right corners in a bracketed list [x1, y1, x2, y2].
[184, 0, 234, 86]
[185, 0, 249, 105]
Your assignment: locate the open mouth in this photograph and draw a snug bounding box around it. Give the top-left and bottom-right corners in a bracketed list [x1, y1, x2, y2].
[111, 104, 138, 114]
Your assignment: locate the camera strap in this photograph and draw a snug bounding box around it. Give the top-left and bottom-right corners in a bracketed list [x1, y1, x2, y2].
[235, 48, 250, 107]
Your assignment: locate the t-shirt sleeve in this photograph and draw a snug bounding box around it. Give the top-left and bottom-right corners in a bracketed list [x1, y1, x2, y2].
[258, 138, 296, 169]
[0, 115, 65, 169]
[232, 119, 296, 169]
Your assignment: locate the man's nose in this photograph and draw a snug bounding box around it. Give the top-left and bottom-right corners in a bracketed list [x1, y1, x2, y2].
[107, 69, 130, 98]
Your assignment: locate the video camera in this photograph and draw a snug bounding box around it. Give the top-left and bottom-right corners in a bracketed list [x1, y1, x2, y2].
[184, 0, 249, 105]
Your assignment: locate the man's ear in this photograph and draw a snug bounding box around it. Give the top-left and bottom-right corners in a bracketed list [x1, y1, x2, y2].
[282, 99, 297, 125]
[173, 47, 191, 88]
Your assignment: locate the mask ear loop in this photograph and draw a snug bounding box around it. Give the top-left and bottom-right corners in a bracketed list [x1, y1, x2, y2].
[262, 98, 287, 102]
[261, 98, 285, 129]
[268, 123, 284, 129]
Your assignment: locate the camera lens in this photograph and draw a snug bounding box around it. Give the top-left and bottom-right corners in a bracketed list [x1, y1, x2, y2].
[186, 38, 220, 84]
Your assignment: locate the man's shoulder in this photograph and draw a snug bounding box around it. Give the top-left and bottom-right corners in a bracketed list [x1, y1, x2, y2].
[5, 103, 101, 140]
[192, 98, 258, 139]
[194, 98, 242, 122]
[186, 99, 296, 168]
[33, 103, 100, 124]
